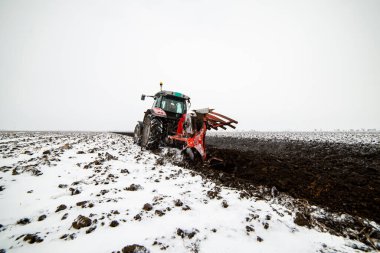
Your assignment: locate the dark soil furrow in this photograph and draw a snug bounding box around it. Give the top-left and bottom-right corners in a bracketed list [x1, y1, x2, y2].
[206, 136, 380, 223]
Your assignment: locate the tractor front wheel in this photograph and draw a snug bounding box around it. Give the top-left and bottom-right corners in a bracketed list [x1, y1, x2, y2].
[141, 116, 163, 150]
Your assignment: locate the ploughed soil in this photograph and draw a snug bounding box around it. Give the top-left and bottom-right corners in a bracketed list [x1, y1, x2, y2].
[205, 136, 380, 224]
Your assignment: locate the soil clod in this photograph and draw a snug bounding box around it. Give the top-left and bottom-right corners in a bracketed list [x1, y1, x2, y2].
[55, 204, 67, 212]
[121, 244, 150, 253]
[143, 203, 153, 211]
[72, 215, 92, 229]
[110, 220, 119, 227]
[17, 218, 30, 225]
[38, 215, 47, 221]
[23, 233, 43, 244]
[294, 212, 311, 228]
[124, 184, 142, 191]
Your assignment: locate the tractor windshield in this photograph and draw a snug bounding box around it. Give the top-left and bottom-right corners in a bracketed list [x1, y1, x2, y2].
[161, 96, 186, 114]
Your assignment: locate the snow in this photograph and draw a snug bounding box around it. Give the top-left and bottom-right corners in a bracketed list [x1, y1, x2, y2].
[208, 131, 380, 145]
[0, 132, 373, 252]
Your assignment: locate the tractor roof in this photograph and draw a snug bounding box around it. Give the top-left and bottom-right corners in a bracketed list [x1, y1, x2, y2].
[154, 90, 190, 100]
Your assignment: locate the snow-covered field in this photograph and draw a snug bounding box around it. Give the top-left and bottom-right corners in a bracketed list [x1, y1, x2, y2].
[208, 131, 380, 145]
[0, 132, 375, 252]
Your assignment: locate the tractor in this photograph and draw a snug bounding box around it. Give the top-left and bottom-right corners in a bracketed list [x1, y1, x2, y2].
[134, 83, 237, 161]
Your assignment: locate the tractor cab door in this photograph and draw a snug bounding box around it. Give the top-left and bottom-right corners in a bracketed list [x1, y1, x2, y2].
[153, 96, 162, 109]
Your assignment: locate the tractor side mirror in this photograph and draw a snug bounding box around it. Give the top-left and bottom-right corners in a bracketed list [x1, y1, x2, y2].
[141, 94, 146, 101]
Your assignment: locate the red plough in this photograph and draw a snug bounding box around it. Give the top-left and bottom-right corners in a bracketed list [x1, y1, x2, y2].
[169, 108, 238, 161]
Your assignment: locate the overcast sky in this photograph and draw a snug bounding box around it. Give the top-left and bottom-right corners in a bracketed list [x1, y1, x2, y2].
[0, 0, 379, 131]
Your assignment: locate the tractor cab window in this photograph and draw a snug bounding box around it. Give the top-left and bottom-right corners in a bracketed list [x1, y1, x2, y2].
[161, 96, 186, 114]
[153, 97, 161, 108]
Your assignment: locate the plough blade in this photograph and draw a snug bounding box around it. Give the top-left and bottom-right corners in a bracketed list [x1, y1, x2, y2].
[203, 110, 238, 131]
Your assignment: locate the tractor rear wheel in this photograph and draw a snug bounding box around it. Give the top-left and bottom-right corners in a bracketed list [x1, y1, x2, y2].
[141, 116, 163, 150]
[133, 123, 142, 145]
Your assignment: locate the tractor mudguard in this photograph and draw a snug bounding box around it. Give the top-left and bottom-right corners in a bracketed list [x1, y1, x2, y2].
[146, 108, 167, 118]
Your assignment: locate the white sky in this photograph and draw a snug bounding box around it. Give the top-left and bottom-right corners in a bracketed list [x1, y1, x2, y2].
[0, 0, 379, 131]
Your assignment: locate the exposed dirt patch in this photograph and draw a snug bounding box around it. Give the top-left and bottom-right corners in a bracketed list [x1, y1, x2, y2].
[294, 212, 312, 228]
[23, 233, 44, 244]
[72, 215, 92, 229]
[121, 244, 150, 253]
[61, 213, 68, 220]
[16, 218, 30, 225]
[55, 204, 67, 212]
[173, 199, 183, 207]
[176, 228, 198, 239]
[143, 203, 153, 211]
[38, 215, 47, 221]
[86, 226, 97, 234]
[124, 184, 142, 191]
[76, 201, 88, 208]
[172, 136, 380, 249]
[109, 220, 119, 227]
[206, 136, 380, 224]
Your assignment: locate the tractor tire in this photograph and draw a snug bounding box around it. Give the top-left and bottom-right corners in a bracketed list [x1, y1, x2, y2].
[133, 123, 142, 145]
[141, 116, 163, 150]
